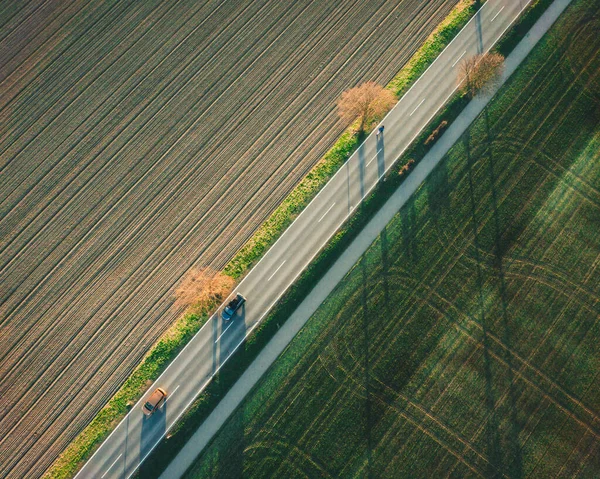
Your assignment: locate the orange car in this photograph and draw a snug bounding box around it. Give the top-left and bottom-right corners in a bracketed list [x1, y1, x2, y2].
[142, 387, 167, 416]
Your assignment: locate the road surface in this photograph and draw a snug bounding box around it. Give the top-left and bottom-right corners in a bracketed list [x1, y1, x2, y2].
[77, 1, 536, 477]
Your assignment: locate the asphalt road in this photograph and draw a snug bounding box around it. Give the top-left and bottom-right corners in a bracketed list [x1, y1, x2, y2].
[77, 1, 534, 477]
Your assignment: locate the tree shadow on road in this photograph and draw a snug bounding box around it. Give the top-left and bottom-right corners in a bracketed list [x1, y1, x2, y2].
[358, 142, 366, 199]
[475, 6, 484, 54]
[377, 132, 386, 180]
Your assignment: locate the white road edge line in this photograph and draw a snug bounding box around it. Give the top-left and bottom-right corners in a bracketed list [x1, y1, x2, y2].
[101, 454, 122, 479]
[214, 323, 233, 344]
[491, 5, 505, 22]
[366, 149, 382, 167]
[452, 50, 467, 68]
[267, 260, 286, 282]
[409, 98, 426, 117]
[318, 203, 336, 223]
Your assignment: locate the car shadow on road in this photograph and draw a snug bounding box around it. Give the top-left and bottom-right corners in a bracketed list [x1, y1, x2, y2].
[139, 401, 167, 477]
[376, 132, 385, 180]
[215, 305, 247, 477]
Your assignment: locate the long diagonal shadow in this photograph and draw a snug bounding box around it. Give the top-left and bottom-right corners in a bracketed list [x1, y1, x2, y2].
[400, 196, 419, 263]
[484, 109, 523, 478]
[464, 129, 504, 478]
[212, 314, 219, 375]
[122, 415, 130, 477]
[360, 256, 373, 478]
[426, 157, 450, 221]
[380, 227, 390, 306]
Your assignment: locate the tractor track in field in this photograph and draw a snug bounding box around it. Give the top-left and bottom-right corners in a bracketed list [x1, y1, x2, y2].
[0, 0, 459, 477]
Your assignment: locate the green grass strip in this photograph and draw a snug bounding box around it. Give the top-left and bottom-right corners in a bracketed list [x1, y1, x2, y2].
[388, 0, 479, 97]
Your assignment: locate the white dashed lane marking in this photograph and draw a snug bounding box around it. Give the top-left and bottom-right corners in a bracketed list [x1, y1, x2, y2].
[101, 454, 122, 479]
[410, 98, 426, 116]
[267, 260, 286, 282]
[318, 203, 336, 223]
[452, 50, 467, 68]
[491, 5, 505, 22]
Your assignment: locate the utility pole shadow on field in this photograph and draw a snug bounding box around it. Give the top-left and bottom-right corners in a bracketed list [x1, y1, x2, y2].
[360, 256, 373, 479]
[380, 227, 391, 307]
[426, 158, 451, 236]
[484, 109, 523, 479]
[400, 196, 419, 264]
[464, 129, 504, 479]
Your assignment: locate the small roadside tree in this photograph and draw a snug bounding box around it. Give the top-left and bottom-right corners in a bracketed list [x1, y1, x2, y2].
[458, 52, 505, 98]
[175, 267, 234, 313]
[337, 81, 396, 137]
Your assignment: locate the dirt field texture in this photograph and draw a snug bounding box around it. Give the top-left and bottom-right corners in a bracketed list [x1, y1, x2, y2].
[184, 1, 600, 477]
[0, 0, 462, 478]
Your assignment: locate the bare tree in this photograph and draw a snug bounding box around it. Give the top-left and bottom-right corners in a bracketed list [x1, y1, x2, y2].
[175, 267, 235, 313]
[337, 81, 396, 136]
[458, 52, 505, 98]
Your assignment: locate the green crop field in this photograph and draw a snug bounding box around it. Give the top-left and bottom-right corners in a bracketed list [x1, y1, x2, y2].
[184, 1, 600, 477]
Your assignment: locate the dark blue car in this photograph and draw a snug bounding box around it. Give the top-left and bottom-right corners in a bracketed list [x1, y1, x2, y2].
[222, 293, 246, 320]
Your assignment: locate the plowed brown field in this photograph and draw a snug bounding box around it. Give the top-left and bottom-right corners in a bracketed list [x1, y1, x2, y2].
[0, 0, 458, 477]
